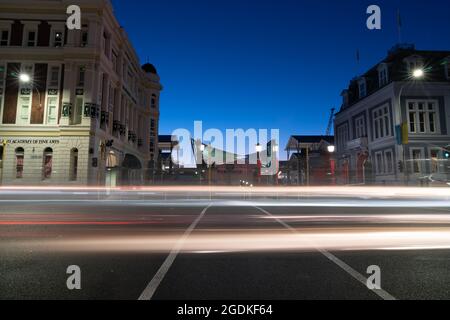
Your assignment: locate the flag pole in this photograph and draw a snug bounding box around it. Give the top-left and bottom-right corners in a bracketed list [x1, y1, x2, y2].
[397, 9, 402, 44]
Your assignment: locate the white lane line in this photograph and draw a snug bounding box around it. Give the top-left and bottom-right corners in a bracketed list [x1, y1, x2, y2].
[138, 204, 212, 300]
[254, 206, 397, 301]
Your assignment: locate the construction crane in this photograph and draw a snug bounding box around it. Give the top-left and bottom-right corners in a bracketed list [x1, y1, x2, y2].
[325, 108, 335, 136]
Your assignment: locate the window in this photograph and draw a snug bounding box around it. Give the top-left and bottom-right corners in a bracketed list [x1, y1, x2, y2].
[407, 100, 439, 134]
[27, 30, 37, 47]
[102, 32, 110, 58]
[72, 97, 83, 125]
[337, 124, 349, 151]
[411, 149, 423, 174]
[112, 51, 118, 73]
[49, 66, 60, 87]
[15, 148, 24, 179]
[109, 85, 114, 109]
[385, 150, 394, 174]
[358, 79, 367, 98]
[355, 116, 366, 138]
[77, 66, 85, 87]
[0, 30, 9, 46]
[151, 94, 157, 109]
[150, 119, 156, 135]
[372, 105, 391, 140]
[70, 148, 78, 181]
[47, 97, 58, 125]
[42, 148, 53, 180]
[375, 151, 384, 174]
[53, 31, 63, 47]
[19, 96, 30, 123]
[430, 149, 440, 174]
[378, 65, 389, 87]
[81, 29, 88, 47]
[0, 64, 5, 89]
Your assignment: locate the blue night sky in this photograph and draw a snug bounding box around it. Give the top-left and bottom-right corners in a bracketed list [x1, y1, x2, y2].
[112, 0, 450, 155]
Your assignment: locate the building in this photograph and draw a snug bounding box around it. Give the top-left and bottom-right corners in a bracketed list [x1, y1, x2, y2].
[0, 0, 162, 186]
[335, 45, 450, 185]
[285, 135, 335, 185]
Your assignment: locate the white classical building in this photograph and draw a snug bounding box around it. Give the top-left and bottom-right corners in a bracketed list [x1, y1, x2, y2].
[0, 0, 162, 186]
[335, 45, 450, 185]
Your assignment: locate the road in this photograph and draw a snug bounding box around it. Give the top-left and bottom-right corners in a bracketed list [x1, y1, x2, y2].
[1, 187, 450, 300]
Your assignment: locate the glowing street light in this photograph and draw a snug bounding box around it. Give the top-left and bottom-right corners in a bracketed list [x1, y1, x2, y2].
[19, 73, 31, 83]
[412, 68, 424, 79]
[327, 145, 336, 153]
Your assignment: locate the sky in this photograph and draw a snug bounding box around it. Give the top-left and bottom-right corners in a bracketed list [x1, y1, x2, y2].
[112, 0, 450, 156]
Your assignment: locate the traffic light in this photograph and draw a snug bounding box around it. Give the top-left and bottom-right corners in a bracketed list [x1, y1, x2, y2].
[398, 160, 404, 173]
[445, 150, 450, 159]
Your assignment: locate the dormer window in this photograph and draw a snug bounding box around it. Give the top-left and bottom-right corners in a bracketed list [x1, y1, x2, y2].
[404, 55, 424, 74]
[358, 78, 367, 98]
[341, 90, 349, 107]
[378, 64, 389, 87]
[445, 57, 450, 80]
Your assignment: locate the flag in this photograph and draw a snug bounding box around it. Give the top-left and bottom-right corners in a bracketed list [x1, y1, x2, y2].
[401, 122, 409, 145]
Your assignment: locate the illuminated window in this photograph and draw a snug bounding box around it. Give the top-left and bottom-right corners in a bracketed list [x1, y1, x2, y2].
[47, 97, 58, 125]
[411, 149, 423, 174]
[53, 31, 63, 47]
[430, 149, 440, 174]
[42, 148, 53, 180]
[15, 148, 24, 179]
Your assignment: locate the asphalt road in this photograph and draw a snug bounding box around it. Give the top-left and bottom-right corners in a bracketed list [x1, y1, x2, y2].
[1, 188, 450, 300]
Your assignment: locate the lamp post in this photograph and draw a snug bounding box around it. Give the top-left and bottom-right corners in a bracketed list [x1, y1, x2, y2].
[255, 143, 262, 185]
[398, 68, 425, 186]
[200, 144, 205, 185]
[327, 145, 336, 185]
[273, 142, 279, 185]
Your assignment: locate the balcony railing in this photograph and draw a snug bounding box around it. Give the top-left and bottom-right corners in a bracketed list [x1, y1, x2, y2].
[346, 137, 368, 150]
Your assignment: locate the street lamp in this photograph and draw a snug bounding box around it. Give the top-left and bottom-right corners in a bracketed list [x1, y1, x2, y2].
[412, 68, 424, 79]
[19, 73, 31, 83]
[255, 143, 262, 185]
[19, 73, 42, 108]
[327, 145, 336, 153]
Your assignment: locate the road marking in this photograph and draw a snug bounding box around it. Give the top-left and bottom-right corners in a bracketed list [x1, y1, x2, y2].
[138, 204, 212, 300]
[254, 206, 397, 301]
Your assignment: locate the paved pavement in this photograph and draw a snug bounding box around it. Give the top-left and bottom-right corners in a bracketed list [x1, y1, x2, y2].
[1, 188, 450, 300]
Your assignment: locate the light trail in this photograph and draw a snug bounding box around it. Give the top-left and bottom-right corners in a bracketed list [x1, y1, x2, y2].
[3, 228, 450, 254]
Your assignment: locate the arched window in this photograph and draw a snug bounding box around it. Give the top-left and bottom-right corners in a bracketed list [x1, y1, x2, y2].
[70, 148, 78, 181]
[42, 148, 53, 180]
[15, 147, 25, 179]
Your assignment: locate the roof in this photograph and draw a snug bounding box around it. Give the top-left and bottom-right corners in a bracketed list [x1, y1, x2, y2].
[291, 135, 335, 144]
[339, 45, 450, 112]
